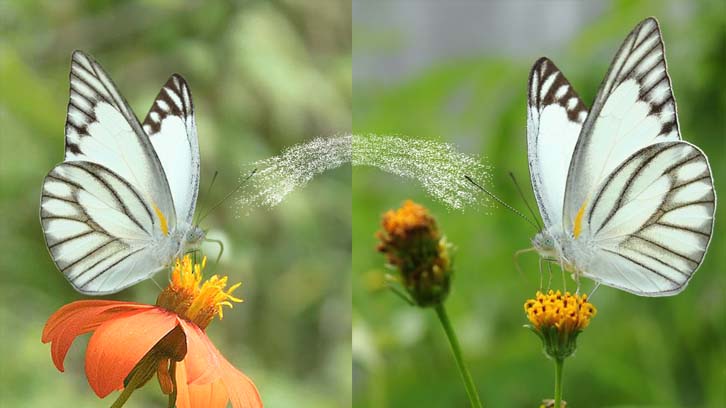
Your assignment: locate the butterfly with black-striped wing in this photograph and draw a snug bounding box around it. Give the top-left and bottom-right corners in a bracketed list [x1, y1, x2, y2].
[40, 51, 204, 295]
[527, 17, 715, 296]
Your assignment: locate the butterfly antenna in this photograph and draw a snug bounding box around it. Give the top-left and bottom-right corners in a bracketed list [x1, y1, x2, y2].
[513, 247, 536, 284]
[197, 168, 257, 225]
[508, 172, 542, 230]
[464, 175, 539, 230]
[194, 170, 220, 226]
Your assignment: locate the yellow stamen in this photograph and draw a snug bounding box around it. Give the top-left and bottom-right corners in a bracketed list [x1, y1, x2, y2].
[153, 203, 169, 236]
[524, 290, 596, 333]
[573, 201, 587, 239]
[156, 255, 243, 329]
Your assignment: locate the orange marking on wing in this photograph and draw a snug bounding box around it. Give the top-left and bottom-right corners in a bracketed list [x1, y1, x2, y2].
[153, 204, 169, 236]
[573, 201, 588, 239]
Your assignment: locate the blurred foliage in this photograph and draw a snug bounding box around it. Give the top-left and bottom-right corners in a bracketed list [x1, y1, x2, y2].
[353, 1, 725, 407]
[0, 0, 350, 406]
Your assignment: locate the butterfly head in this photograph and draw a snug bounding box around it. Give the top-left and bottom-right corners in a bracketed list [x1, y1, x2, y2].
[185, 226, 206, 246]
[532, 230, 558, 259]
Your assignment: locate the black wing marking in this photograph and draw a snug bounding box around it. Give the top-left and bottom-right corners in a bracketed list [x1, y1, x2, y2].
[527, 57, 589, 229]
[141, 74, 200, 226]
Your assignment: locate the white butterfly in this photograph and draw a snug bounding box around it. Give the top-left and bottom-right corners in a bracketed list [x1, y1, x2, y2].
[40, 51, 204, 295]
[527, 18, 716, 296]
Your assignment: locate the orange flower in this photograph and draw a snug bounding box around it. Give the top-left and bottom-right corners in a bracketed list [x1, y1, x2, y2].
[377, 200, 452, 306]
[42, 255, 262, 408]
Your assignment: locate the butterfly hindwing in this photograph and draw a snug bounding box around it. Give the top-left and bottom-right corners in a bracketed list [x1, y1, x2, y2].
[41, 161, 168, 294]
[64, 50, 177, 229]
[142, 74, 200, 228]
[527, 57, 589, 229]
[563, 17, 681, 230]
[582, 141, 714, 295]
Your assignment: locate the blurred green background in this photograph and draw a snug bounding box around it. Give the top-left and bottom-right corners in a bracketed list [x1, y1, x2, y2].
[0, 1, 350, 407]
[353, 1, 724, 407]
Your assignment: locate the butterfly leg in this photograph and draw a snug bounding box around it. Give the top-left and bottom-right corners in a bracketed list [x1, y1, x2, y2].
[539, 258, 559, 291]
[558, 259, 567, 292]
[575, 272, 581, 295]
[537, 256, 543, 290]
[150, 276, 164, 291]
[588, 282, 601, 300]
[513, 247, 536, 285]
[546, 261, 553, 291]
[184, 248, 201, 265]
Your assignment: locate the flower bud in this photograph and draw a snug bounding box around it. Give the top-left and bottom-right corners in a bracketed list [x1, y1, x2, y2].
[377, 200, 452, 307]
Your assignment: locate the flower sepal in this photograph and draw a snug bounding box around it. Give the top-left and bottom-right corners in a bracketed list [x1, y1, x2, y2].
[525, 323, 582, 361]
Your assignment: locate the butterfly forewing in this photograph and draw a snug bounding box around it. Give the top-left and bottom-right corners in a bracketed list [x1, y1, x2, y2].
[142, 74, 200, 227]
[527, 57, 589, 229]
[581, 141, 715, 295]
[64, 51, 177, 228]
[563, 17, 681, 229]
[39, 51, 201, 295]
[41, 161, 168, 294]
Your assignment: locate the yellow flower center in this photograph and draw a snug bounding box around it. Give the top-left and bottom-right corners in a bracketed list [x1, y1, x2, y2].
[524, 290, 596, 333]
[156, 255, 242, 329]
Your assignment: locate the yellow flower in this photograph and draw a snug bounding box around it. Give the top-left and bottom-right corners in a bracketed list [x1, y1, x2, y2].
[157, 255, 243, 329]
[524, 290, 596, 360]
[525, 290, 596, 332]
[376, 200, 452, 307]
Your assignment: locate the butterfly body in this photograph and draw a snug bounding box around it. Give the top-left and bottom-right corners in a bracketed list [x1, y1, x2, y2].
[526, 18, 715, 296]
[533, 228, 593, 275]
[149, 227, 198, 266]
[40, 51, 203, 295]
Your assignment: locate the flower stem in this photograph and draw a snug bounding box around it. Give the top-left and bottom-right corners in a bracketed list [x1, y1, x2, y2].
[434, 303, 483, 408]
[553, 357, 564, 408]
[110, 385, 136, 408]
[111, 353, 157, 408]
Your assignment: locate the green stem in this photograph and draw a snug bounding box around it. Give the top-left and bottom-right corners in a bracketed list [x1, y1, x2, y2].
[111, 353, 157, 408]
[110, 385, 136, 408]
[434, 303, 483, 408]
[553, 357, 564, 408]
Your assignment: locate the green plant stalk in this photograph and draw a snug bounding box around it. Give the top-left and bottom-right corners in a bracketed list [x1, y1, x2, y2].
[434, 303, 483, 408]
[553, 357, 564, 408]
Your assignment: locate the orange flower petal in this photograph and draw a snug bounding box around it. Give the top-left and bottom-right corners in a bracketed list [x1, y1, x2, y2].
[178, 320, 220, 385]
[175, 360, 229, 408]
[85, 307, 179, 397]
[218, 353, 263, 408]
[178, 320, 262, 408]
[42, 300, 153, 372]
